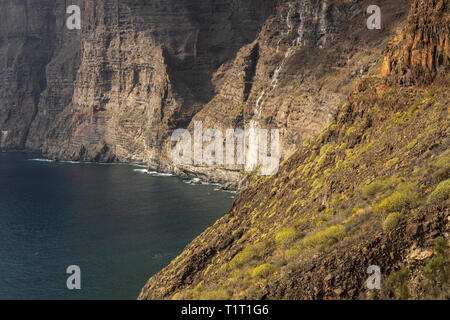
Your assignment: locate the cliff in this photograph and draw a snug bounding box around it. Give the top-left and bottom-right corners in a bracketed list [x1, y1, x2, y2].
[1, 0, 410, 189]
[381, 0, 449, 85]
[139, 0, 449, 300]
[0, 0, 448, 300]
[0, 0, 81, 150]
[1, 0, 276, 188]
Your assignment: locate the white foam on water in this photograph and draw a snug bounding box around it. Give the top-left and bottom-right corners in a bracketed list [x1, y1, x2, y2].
[201, 182, 221, 186]
[183, 177, 202, 185]
[132, 164, 148, 168]
[147, 171, 173, 177]
[60, 160, 82, 164]
[133, 168, 149, 174]
[28, 158, 54, 163]
[133, 168, 173, 177]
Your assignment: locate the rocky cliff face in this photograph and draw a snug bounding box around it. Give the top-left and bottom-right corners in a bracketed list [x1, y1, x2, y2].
[41, 0, 276, 174]
[139, 0, 449, 300]
[175, 0, 410, 186]
[0, 0, 81, 150]
[0, 0, 410, 189]
[1, 0, 447, 302]
[0, 0, 275, 184]
[382, 0, 449, 85]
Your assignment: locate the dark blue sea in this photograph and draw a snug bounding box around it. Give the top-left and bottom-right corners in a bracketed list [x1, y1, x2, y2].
[0, 152, 232, 299]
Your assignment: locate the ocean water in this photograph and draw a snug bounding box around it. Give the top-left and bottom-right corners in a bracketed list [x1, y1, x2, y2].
[0, 152, 232, 300]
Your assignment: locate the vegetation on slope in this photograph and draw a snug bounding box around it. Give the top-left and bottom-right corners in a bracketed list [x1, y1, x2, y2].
[139, 0, 449, 300]
[139, 76, 449, 300]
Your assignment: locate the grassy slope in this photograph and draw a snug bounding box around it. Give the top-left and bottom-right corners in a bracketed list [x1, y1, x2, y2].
[139, 77, 449, 300]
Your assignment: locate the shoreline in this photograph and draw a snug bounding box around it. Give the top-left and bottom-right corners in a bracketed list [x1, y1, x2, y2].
[1, 145, 243, 192]
[17, 151, 238, 194]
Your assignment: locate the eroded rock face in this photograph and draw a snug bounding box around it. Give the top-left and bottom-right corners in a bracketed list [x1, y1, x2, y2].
[137, 0, 449, 300]
[0, 0, 274, 154]
[0, 0, 410, 188]
[40, 0, 277, 183]
[185, 0, 410, 185]
[0, 0, 81, 150]
[381, 0, 449, 86]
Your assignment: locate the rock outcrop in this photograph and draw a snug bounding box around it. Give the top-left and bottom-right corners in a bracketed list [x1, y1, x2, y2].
[381, 0, 449, 86]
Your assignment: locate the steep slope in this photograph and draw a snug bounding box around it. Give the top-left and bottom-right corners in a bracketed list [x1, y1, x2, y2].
[0, 0, 81, 150]
[162, 0, 410, 186]
[0, 0, 411, 189]
[0, 0, 275, 183]
[40, 0, 276, 171]
[139, 0, 449, 300]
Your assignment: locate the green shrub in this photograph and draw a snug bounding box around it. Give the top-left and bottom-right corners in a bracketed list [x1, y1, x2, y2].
[284, 248, 300, 261]
[199, 289, 229, 300]
[384, 157, 399, 168]
[316, 155, 327, 169]
[275, 227, 298, 247]
[361, 177, 400, 199]
[424, 237, 448, 282]
[407, 140, 417, 150]
[361, 180, 388, 198]
[434, 153, 450, 180]
[302, 225, 345, 248]
[375, 183, 418, 213]
[435, 154, 450, 170]
[427, 179, 450, 204]
[388, 266, 409, 299]
[376, 192, 414, 213]
[229, 242, 266, 269]
[345, 126, 357, 137]
[320, 143, 334, 156]
[382, 212, 403, 231]
[422, 237, 449, 299]
[251, 264, 275, 279]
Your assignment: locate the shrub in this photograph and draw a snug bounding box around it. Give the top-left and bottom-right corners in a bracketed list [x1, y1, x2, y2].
[388, 266, 409, 299]
[229, 242, 266, 269]
[199, 289, 229, 300]
[302, 139, 311, 148]
[345, 126, 357, 137]
[320, 143, 333, 156]
[384, 157, 399, 168]
[302, 225, 345, 248]
[192, 282, 204, 297]
[171, 292, 182, 300]
[251, 264, 275, 279]
[375, 183, 418, 213]
[427, 179, 450, 204]
[361, 177, 401, 199]
[407, 140, 417, 150]
[284, 248, 300, 261]
[376, 192, 414, 213]
[382, 212, 403, 231]
[361, 180, 388, 198]
[275, 227, 298, 247]
[434, 155, 450, 179]
[316, 145, 333, 169]
[422, 237, 449, 299]
[424, 237, 448, 281]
